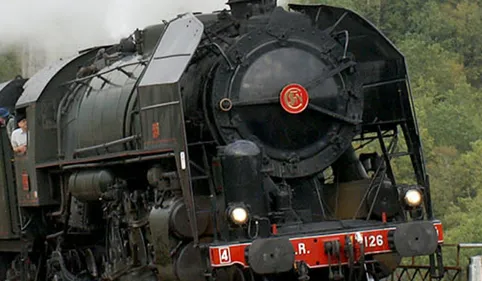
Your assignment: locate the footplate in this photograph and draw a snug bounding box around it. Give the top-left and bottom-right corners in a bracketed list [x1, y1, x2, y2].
[209, 221, 443, 270]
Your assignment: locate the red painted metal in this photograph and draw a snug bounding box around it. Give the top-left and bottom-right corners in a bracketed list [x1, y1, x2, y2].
[209, 222, 444, 269]
[279, 83, 309, 114]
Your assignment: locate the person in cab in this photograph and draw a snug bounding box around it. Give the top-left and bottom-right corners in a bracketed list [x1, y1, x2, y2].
[0, 107, 16, 141]
[11, 114, 27, 155]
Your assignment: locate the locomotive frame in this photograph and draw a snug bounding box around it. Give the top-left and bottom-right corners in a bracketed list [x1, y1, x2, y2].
[0, 1, 445, 281]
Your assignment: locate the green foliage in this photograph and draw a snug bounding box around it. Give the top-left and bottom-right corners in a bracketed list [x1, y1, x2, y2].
[0, 49, 22, 83]
[441, 1, 482, 86]
[397, 37, 482, 151]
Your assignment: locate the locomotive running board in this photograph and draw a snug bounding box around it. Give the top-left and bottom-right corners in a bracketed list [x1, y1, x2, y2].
[137, 13, 205, 244]
[208, 221, 444, 269]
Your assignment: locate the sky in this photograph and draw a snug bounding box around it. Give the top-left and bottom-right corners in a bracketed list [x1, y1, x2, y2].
[0, 0, 231, 59]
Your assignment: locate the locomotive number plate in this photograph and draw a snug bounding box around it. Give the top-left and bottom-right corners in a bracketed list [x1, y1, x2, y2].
[209, 222, 443, 269]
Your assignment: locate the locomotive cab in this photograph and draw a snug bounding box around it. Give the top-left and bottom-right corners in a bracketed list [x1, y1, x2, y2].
[0, 77, 26, 242]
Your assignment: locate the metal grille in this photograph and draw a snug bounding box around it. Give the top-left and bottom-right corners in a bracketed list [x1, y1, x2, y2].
[388, 264, 461, 281]
[387, 243, 482, 281]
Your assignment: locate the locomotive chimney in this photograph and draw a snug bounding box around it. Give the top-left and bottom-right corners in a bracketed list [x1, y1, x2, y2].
[227, 0, 277, 20]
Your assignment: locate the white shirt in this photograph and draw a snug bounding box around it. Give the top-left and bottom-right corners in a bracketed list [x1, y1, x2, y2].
[11, 128, 27, 148]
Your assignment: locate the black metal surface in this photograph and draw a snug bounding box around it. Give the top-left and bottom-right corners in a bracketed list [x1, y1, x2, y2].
[169, 197, 210, 239]
[0, 81, 10, 93]
[25, 48, 102, 165]
[148, 196, 210, 279]
[219, 140, 267, 217]
[207, 7, 363, 179]
[366, 180, 402, 219]
[137, 12, 204, 246]
[67, 197, 103, 231]
[227, 0, 277, 20]
[13, 49, 99, 208]
[275, 219, 442, 238]
[17, 54, 89, 108]
[331, 146, 368, 183]
[60, 55, 145, 160]
[0, 239, 27, 252]
[0, 127, 19, 239]
[0, 78, 25, 238]
[247, 237, 295, 274]
[14, 151, 57, 207]
[391, 221, 438, 257]
[148, 202, 177, 281]
[117, 268, 158, 281]
[371, 253, 402, 279]
[287, 3, 429, 195]
[174, 242, 206, 281]
[0, 76, 27, 114]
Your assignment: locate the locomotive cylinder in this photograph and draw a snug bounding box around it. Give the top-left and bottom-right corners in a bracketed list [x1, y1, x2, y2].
[219, 140, 268, 218]
[168, 198, 210, 239]
[68, 170, 114, 201]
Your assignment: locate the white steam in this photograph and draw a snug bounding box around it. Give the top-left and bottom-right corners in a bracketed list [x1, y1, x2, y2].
[0, 0, 229, 68]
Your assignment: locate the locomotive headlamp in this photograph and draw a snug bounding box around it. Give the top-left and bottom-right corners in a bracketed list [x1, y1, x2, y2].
[404, 189, 423, 207]
[228, 206, 249, 225]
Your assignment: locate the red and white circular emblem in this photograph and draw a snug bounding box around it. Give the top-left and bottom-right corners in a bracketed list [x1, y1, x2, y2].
[279, 83, 309, 114]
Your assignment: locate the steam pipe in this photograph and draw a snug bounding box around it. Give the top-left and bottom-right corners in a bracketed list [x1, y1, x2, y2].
[331, 146, 369, 183]
[227, 0, 277, 19]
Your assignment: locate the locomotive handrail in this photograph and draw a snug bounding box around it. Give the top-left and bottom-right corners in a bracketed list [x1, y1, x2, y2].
[140, 101, 180, 111]
[36, 148, 175, 169]
[456, 243, 482, 267]
[362, 77, 407, 89]
[61, 152, 175, 170]
[72, 135, 141, 156]
[230, 96, 361, 125]
[59, 59, 149, 87]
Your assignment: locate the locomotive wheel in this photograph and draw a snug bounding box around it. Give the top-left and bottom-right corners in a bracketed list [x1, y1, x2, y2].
[215, 266, 256, 281]
[0, 255, 8, 281]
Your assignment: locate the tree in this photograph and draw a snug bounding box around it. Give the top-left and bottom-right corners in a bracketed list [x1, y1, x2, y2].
[0, 49, 22, 83]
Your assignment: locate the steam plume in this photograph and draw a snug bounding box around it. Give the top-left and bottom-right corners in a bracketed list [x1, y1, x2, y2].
[0, 0, 229, 63]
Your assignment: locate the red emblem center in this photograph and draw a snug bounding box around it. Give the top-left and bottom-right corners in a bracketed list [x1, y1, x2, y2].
[279, 83, 309, 114]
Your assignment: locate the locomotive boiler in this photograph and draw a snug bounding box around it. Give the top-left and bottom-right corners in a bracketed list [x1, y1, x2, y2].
[0, 1, 445, 281]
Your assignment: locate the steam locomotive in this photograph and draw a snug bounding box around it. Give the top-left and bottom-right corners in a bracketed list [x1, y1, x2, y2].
[0, 1, 445, 281]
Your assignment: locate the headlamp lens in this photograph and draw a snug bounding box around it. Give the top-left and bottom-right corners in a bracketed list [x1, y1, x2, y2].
[230, 207, 248, 224]
[404, 189, 423, 207]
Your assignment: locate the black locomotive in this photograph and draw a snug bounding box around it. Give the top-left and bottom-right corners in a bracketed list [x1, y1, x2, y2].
[0, 1, 445, 281]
